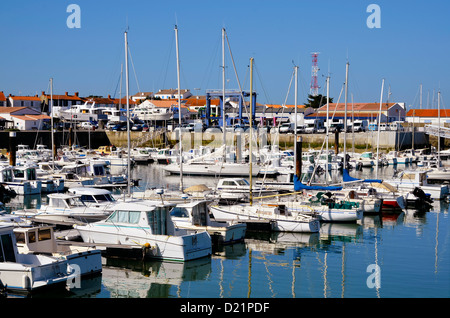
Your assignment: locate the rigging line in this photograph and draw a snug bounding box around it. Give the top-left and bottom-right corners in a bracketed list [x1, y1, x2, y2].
[201, 35, 221, 91]
[224, 31, 252, 117]
[253, 61, 272, 105]
[128, 46, 141, 94]
[158, 34, 175, 91]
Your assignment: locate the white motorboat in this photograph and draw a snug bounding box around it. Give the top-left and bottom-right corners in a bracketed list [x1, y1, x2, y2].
[14, 225, 102, 278]
[383, 170, 449, 200]
[75, 201, 212, 262]
[215, 178, 277, 202]
[132, 99, 174, 121]
[164, 161, 260, 177]
[0, 225, 77, 293]
[354, 152, 375, 168]
[170, 200, 247, 244]
[13, 192, 110, 224]
[303, 190, 382, 215]
[68, 187, 119, 212]
[0, 165, 42, 195]
[210, 202, 321, 233]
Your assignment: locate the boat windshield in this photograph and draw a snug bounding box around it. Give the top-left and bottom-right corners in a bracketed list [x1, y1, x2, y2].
[107, 210, 141, 224]
[236, 179, 250, 186]
[170, 207, 189, 218]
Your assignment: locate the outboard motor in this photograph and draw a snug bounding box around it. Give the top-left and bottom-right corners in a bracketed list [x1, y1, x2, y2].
[412, 187, 433, 204]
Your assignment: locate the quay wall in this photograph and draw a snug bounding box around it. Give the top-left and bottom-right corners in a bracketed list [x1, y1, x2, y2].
[0, 130, 434, 153]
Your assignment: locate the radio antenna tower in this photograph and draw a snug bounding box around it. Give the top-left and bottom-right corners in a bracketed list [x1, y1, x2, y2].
[310, 52, 320, 96]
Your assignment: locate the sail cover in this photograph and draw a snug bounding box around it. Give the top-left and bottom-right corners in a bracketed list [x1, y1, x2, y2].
[294, 175, 343, 191]
[343, 169, 382, 183]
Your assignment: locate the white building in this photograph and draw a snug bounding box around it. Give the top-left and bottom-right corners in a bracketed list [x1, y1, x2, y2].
[7, 95, 42, 112]
[154, 89, 192, 100]
[0, 107, 50, 130]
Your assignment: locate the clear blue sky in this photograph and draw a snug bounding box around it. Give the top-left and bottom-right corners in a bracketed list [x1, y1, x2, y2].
[1, 0, 449, 109]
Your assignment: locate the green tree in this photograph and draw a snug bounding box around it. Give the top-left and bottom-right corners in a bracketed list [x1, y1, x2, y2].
[304, 94, 333, 109]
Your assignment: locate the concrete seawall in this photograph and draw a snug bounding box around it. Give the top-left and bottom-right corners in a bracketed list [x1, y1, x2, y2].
[0, 130, 433, 153]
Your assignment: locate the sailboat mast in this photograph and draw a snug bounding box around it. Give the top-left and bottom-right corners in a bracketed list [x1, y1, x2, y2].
[343, 62, 349, 169]
[438, 90, 441, 163]
[124, 30, 131, 195]
[294, 65, 298, 170]
[50, 78, 55, 168]
[375, 78, 384, 179]
[175, 25, 183, 191]
[249, 57, 254, 206]
[326, 75, 330, 184]
[222, 28, 226, 149]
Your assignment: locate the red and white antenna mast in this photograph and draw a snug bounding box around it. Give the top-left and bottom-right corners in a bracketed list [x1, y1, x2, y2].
[310, 52, 320, 96]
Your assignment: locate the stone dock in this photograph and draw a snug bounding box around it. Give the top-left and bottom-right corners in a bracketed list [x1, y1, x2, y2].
[0, 129, 441, 153]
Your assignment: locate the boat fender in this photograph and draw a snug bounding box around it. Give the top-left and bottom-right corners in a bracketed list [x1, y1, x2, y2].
[22, 275, 31, 290]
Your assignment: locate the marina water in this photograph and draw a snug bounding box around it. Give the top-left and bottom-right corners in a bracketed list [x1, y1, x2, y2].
[9, 164, 449, 298]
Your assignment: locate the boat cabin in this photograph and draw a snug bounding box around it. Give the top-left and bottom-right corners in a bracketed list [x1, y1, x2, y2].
[68, 187, 116, 204]
[13, 165, 38, 181]
[47, 193, 87, 208]
[170, 201, 209, 226]
[105, 202, 176, 235]
[217, 178, 250, 189]
[14, 226, 57, 255]
[0, 225, 18, 263]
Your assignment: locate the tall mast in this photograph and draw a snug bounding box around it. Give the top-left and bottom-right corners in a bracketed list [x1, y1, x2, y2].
[222, 28, 226, 149]
[124, 30, 131, 195]
[249, 57, 254, 206]
[375, 78, 384, 179]
[343, 62, 349, 169]
[326, 75, 330, 184]
[294, 65, 298, 170]
[438, 90, 441, 164]
[50, 78, 55, 169]
[175, 25, 183, 191]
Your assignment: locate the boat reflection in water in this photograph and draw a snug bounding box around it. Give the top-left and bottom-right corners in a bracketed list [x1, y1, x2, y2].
[101, 257, 212, 298]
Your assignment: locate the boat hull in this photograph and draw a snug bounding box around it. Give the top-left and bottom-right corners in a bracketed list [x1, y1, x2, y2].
[75, 224, 212, 262]
[210, 205, 320, 233]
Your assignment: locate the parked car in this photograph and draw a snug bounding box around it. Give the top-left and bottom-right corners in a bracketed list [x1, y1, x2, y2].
[131, 124, 143, 131]
[279, 123, 295, 133]
[80, 122, 97, 130]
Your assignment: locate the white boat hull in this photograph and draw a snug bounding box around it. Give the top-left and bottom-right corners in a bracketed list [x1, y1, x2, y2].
[164, 163, 260, 177]
[75, 224, 212, 262]
[210, 205, 320, 233]
[0, 254, 76, 292]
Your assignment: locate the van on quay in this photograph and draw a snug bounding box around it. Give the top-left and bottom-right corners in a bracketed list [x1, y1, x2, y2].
[279, 122, 295, 133]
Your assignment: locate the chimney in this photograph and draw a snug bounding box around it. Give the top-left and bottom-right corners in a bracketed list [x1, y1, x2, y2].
[65, 92, 68, 96]
[74, 92, 79, 97]
[41, 91, 45, 95]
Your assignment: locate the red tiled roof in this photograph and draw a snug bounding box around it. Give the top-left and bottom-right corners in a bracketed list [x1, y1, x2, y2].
[11, 114, 51, 120]
[9, 95, 41, 101]
[406, 109, 450, 117]
[0, 106, 28, 113]
[317, 102, 396, 113]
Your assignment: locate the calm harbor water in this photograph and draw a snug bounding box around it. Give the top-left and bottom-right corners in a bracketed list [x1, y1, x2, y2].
[7, 163, 450, 299]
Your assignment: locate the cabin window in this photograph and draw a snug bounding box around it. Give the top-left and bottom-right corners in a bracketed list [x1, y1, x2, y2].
[13, 169, 25, 178]
[107, 210, 140, 224]
[93, 166, 104, 176]
[2, 170, 12, 182]
[38, 229, 52, 241]
[14, 232, 26, 244]
[51, 198, 66, 208]
[147, 207, 168, 235]
[26, 168, 36, 180]
[81, 195, 96, 202]
[28, 231, 36, 243]
[170, 207, 189, 218]
[0, 233, 16, 262]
